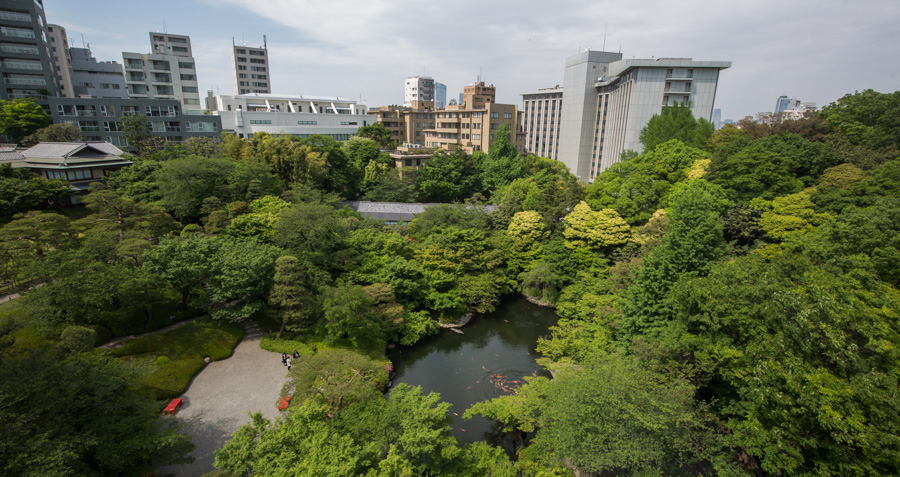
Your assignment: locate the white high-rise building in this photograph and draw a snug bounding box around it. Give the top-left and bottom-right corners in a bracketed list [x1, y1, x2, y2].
[232, 37, 270, 94]
[404, 76, 434, 107]
[521, 85, 563, 160]
[553, 50, 730, 182]
[122, 33, 202, 111]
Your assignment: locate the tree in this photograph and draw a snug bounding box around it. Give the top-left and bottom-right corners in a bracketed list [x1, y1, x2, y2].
[121, 114, 163, 156]
[562, 201, 631, 252]
[0, 164, 72, 216]
[417, 148, 481, 202]
[206, 238, 281, 320]
[319, 283, 390, 346]
[269, 255, 329, 338]
[530, 355, 711, 474]
[282, 348, 387, 417]
[20, 123, 82, 146]
[481, 123, 525, 193]
[144, 236, 220, 310]
[818, 89, 900, 151]
[354, 122, 395, 149]
[639, 101, 714, 152]
[0, 211, 74, 283]
[0, 352, 194, 476]
[0, 99, 50, 142]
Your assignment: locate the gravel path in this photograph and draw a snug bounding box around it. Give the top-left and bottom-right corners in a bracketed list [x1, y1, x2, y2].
[158, 325, 287, 477]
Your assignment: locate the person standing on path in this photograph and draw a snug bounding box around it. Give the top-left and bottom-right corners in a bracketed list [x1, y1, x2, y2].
[286, 357, 292, 371]
[282, 353, 287, 366]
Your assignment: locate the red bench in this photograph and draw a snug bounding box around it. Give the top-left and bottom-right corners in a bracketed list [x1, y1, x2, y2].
[163, 398, 183, 415]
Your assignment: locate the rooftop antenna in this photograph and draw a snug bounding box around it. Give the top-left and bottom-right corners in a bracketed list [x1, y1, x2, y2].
[163, 20, 167, 34]
[80, 33, 85, 49]
[603, 23, 607, 51]
[263, 35, 267, 49]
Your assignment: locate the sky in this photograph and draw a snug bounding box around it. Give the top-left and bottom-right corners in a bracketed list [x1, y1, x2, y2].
[46, 0, 899, 120]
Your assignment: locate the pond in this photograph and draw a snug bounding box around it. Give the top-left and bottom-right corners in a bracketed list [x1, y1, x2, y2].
[386, 296, 559, 444]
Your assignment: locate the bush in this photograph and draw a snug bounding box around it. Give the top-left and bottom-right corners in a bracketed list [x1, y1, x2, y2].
[58, 325, 96, 353]
[259, 336, 314, 356]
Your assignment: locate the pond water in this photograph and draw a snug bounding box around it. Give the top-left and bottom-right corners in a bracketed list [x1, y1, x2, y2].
[386, 296, 559, 444]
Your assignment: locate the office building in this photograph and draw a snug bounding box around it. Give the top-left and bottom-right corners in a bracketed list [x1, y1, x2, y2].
[712, 108, 722, 129]
[69, 47, 127, 98]
[208, 92, 374, 140]
[122, 33, 201, 111]
[404, 76, 434, 106]
[232, 37, 270, 94]
[46, 24, 73, 97]
[521, 85, 563, 160]
[553, 50, 729, 182]
[0, 0, 60, 101]
[49, 97, 221, 147]
[434, 82, 446, 109]
[774, 95, 816, 118]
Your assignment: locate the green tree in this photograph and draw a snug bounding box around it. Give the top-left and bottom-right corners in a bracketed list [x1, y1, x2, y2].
[319, 283, 389, 346]
[283, 348, 387, 417]
[206, 238, 281, 320]
[0, 164, 72, 215]
[0, 352, 194, 476]
[121, 114, 163, 156]
[0, 98, 51, 142]
[144, 236, 221, 310]
[818, 89, 900, 151]
[417, 148, 481, 202]
[354, 122, 395, 148]
[20, 122, 82, 146]
[563, 201, 631, 252]
[0, 211, 74, 283]
[639, 101, 714, 152]
[481, 123, 525, 193]
[269, 255, 329, 338]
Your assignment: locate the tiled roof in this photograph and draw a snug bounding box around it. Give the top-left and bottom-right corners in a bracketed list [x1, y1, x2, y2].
[21, 142, 127, 166]
[343, 201, 497, 222]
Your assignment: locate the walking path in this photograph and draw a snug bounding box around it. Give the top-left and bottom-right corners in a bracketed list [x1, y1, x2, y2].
[99, 316, 202, 349]
[158, 320, 287, 477]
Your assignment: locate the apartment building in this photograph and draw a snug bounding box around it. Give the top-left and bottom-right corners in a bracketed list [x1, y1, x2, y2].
[0, 0, 60, 101]
[69, 47, 127, 98]
[209, 92, 374, 140]
[463, 81, 495, 103]
[232, 38, 270, 94]
[49, 97, 221, 147]
[521, 85, 563, 160]
[404, 76, 434, 107]
[552, 50, 730, 182]
[425, 85, 524, 154]
[122, 33, 201, 111]
[46, 24, 73, 97]
[368, 101, 436, 146]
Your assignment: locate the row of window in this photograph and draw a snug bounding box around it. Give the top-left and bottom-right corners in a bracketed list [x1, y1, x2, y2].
[47, 169, 94, 181]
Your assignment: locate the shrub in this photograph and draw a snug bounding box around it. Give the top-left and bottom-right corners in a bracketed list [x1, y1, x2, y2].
[259, 336, 314, 356]
[58, 325, 96, 353]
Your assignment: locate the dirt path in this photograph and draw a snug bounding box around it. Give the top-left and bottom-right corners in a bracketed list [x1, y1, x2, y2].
[157, 322, 287, 477]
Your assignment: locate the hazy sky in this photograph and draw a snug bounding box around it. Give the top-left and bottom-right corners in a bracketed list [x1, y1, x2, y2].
[48, 0, 899, 120]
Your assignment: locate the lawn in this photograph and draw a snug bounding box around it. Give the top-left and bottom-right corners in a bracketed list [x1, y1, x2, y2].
[109, 317, 244, 400]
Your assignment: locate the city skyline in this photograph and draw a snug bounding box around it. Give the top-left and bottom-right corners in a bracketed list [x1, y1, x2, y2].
[47, 0, 899, 120]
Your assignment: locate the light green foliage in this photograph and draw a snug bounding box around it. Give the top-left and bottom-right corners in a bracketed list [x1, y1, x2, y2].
[818, 162, 865, 189]
[506, 210, 547, 273]
[759, 188, 832, 240]
[397, 309, 438, 346]
[0, 352, 194, 476]
[531, 355, 707, 474]
[495, 157, 586, 233]
[586, 140, 710, 224]
[250, 133, 327, 187]
[639, 102, 715, 152]
[225, 195, 290, 241]
[563, 201, 631, 251]
[519, 261, 562, 304]
[0, 98, 51, 142]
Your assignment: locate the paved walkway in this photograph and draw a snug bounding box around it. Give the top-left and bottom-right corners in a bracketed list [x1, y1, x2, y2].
[158, 321, 287, 477]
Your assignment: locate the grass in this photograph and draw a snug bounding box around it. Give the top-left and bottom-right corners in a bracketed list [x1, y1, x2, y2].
[109, 316, 244, 400]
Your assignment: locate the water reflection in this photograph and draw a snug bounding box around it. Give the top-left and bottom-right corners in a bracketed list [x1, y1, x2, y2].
[387, 296, 559, 443]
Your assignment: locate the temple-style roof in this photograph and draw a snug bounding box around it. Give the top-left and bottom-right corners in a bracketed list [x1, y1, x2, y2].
[343, 201, 497, 222]
[17, 142, 131, 169]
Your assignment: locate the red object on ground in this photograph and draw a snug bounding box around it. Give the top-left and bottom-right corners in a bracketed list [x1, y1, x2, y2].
[163, 398, 183, 415]
[278, 395, 291, 411]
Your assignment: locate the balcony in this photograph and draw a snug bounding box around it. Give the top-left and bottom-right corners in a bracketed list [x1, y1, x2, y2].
[8, 92, 47, 100]
[1, 61, 42, 70]
[75, 110, 96, 117]
[4, 77, 46, 86]
[0, 45, 39, 55]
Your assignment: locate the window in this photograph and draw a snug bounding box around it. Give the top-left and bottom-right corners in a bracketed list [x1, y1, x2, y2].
[249, 120, 272, 124]
[490, 123, 498, 130]
[472, 134, 481, 140]
[237, 57, 247, 63]
[249, 50, 265, 56]
[178, 62, 194, 69]
[237, 65, 247, 71]
[490, 112, 499, 118]
[250, 58, 265, 64]
[235, 49, 246, 54]
[473, 112, 482, 118]
[1, 26, 35, 39]
[0, 10, 32, 22]
[172, 46, 188, 53]
[250, 66, 266, 72]
[103, 121, 122, 132]
[503, 113, 512, 119]
[181, 74, 196, 80]
[78, 121, 99, 132]
[472, 123, 481, 129]
[251, 74, 267, 79]
[298, 121, 317, 125]
[340, 121, 358, 126]
[182, 86, 198, 93]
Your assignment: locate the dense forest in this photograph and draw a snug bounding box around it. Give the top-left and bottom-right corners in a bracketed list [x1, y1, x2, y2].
[1, 89, 899, 476]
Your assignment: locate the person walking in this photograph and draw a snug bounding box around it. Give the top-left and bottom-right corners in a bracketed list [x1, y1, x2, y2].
[286, 357, 292, 371]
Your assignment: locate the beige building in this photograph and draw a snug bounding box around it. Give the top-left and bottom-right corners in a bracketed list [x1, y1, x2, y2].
[46, 24, 74, 98]
[370, 83, 524, 155]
